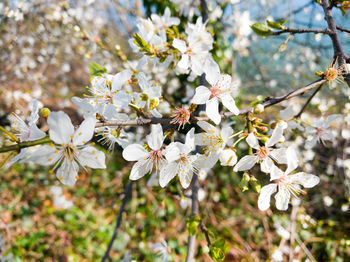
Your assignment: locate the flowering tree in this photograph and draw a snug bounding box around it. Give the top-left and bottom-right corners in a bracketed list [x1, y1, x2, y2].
[0, 0, 350, 261]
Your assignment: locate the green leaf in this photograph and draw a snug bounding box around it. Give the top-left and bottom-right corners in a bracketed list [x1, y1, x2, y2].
[186, 216, 201, 236]
[89, 62, 106, 77]
[250, 22, 272, 36]
[209, 239, 228, 262]
[267, 20, 286, 30]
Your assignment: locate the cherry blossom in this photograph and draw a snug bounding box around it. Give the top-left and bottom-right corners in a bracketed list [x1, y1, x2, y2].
[27, 111, 106, 186]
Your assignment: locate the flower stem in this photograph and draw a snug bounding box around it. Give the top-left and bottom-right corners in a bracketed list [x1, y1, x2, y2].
[0, 126, 19, 143]
[0, 136, 51, 153]
[228, 130, 243, 140]
[232, 136, 245, 148]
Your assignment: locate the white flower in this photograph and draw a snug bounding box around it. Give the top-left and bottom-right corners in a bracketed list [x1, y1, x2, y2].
[191, 60, 239, 124]
[72, 70, 132, 119]
[151, 7, 180, 33]
[27, 111, 106, 186]
[234, 123, 287, 173]
[258, 149, 320, 211]
[194, 121, 235, 168]
[6, 100, 46, 168]
[95, 126, 131, 151]
[160, 128, 200, 188]
[305, 114, 341, 149]
[171, 0, 200, 19]
[122, 124, 165, 180]
[151, 239, 169, 262]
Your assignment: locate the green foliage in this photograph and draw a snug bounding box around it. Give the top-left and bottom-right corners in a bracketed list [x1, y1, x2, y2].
[209, 239, 228, 262]
[186, 215, 201, 236]
[266, 19, 286, 30]
[250, 22, 272, 37]
[88, 62, 107, 77]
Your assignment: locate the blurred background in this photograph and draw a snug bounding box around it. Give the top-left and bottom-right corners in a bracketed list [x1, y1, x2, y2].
[0, 0, 350, 261]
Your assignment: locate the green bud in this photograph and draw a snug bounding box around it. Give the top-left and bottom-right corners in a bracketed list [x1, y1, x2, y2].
[250, 22, 272, 37]
[249, 176, 261, 193]
[266, 20, 286, 30]
[239, 173, 250, 192]
[254, 104, 265, 114]
[40, 108, 51, 118]
[140, 92, 149, 101]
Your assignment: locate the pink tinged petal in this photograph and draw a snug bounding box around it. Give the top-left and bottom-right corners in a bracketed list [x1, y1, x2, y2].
[165, 142, 181, 162]
[233, 155, 259, 172]
[185, 128, 195, 152]
[146, 124, 163, 150]
[289, 172, 320, 188]
[260, 157, 275, 173]
[206, 98, 221, 125]
[275, 186, 291, 211]
[266, 123, 284, 147]
[177, 54, 190, 70]
[219, 149, 237, 166]
[159, 162, 178, 187]
[220, 94, 239, 115]
[78, 146, 106, 169]
[113, 91, 132, 108]
[111, 69, 132, 92]
[28, 123, 46, 141]
[73, 117, 97, 146]
[48, 111, 74, 145]
[172, 38, 187, 53]
[270, 165, 284, 181]
[122, 144, 148, 161]
[56, 158, 79, 186]
[258, 183, 277, 211]
[191, 86, 211, 104]
[27, 145, 60, 166]
[129, 159, 153, 180]
[246, 133, 259, 149]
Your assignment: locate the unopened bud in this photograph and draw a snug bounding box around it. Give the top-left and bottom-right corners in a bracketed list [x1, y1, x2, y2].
[40, 108, 51, 118]
[256, 125, 268, 133]
[254, 104, 265, 114]
[260, 136, 268, 144]
[249, 177, 261, 193]
[270, 122, 276, 129]
[140, 92, 149, 101]
[277, 120, 288, 129]
[239, 173, 250, 192]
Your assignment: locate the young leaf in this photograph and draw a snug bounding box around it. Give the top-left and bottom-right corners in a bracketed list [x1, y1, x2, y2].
[250, 22, 272, 36]
[267, 20, 286, 30]
[89, 62, 106, 77]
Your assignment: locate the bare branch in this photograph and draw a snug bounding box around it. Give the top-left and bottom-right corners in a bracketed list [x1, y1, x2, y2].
[101, 181, 134, 262]
[336, 26, 350, 34]
[270, 27, 331, 36]
[295, 83, 324, 118]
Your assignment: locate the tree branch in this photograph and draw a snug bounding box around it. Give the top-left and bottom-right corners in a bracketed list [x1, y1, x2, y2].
[336, 26, 350, 34]
[270, 27, 330, 36]
[101, 181, 134, 262]
[185, 175, 199, 262]
[294, 83, 324, 118]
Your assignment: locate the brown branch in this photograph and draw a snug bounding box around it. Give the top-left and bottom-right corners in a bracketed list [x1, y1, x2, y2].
[101, 181, 134, 262]
[336, 26, 350, 34]
[294, 83, 324, 118]
[185, 174, 199, 262]
[270, 27, 331, 36]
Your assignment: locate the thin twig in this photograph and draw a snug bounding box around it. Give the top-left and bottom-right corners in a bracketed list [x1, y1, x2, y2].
[289, 203, 298, 262]
[270, 27, 331, 36]
[185, 174, 199, 262]
[101, 181, 134, 262]
[295, 83, 324, 118]
[336, 26, 350, 34]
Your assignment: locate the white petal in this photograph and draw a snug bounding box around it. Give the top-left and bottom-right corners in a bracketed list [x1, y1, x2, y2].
[275, 186, 290, 211]
[147, 172, 159, 187]
[270, 165, 285, 181]
[204, 58, 220, 85]
[285, 147, 299, 175]
[266, 123, 284, 147]
[28, 123, 46, 141]
[177, 54, 189, 70]
[78, 146, 106, 169]
[172, 38, 187, 53]
[269, 148, 287, 164]
[102, 104, 118, 120]
[305, 136, 318, 149]
[56, 159, 79, 186]
[197, 121, 218, 133]
[146, 124, 163, 150]
[71, 97, 95, 112]
[289, 172, 320, 188]
[73, 117, 96, 146]
[113, 91, 132, 108]
[27, 145, 60, 166]
[111, 69, 132, 92]
[129, 159, 152, 180]
[324, 114, 341, 128]
[220, 126, 233, 143]
[246, 133, 259, 149]
[159, 162, 178, 187]
[123, 144, 148, 161]
[260, 157, 275, 173]
[178, 167, 193, 189]
[5, 149, 28, 168]
[29, 99, 40, 123]
[280, 105, 294, 120]
[165, 142, 181, 162]
[233, 155, 259, 172]
[191, 86, 211, 104]
[48, 111, 74, 145]
[206, 98, 221, 125]
[185, 128, 195, 152]
[220, 94, 239, 115]
[219, 149, 237, 166]
[258, 184, 277, 211]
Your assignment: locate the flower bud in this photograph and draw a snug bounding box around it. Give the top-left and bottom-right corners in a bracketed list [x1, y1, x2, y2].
[219, 149, 237, 166]
[40, 108, 51, 118]
[249, 176, 261, 193]
[149, 97, 160, 110]
[239, 173, 250, 192]
[277, 120, 288, 129]
[254, 104, 265, 114]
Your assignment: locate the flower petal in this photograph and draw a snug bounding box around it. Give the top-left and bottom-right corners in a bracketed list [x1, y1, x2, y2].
[48, 111, 74, 145]
[261, 157, 275, 173]
[191, 86, 211, 104]
[28, 123, 46, 141]
[275, 186, 290, 211]
[165, 142, 181, 162]
[177, 54, 189, 70]
[146, 124, 163, 150]
[220, 94, 239, 115]
[246, 133, 259, 149]
[26, 145, 60, 166]
[185, 128, 195, 152]
[73, 117, 97, 146]
[159, 162, 178, 187]
[78, 146, 106, 169]
[123, 144, 148, 161]
[266, 123, 284, 147]
[113, 91, 132, 108]
[233, 155, 259, 172]
[269, 165, 284, 181]
[129, 159, 152, 180]
[172, 38, 187, 53]
[111, 69, 132, 92]
[289, 172, 320, 188]
[56, 159, 79, 186]
[206, 98, 221, 125]
[258, 183, 277, 211]
[219, 149, 237, 166]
